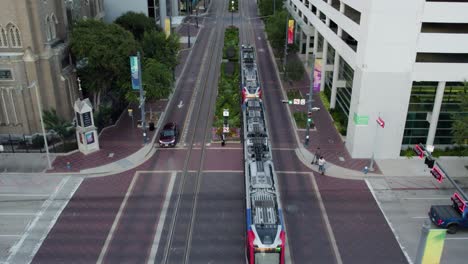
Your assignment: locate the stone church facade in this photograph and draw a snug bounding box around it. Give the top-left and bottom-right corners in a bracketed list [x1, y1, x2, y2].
[0, 0, 104, 138]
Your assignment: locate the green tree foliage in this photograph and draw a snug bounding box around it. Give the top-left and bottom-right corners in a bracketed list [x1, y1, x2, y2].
[43, 109, 74, 145]
[258, 0, 282, 17]
[285, 59, 305, 81]
[114, 11, 159, 41]
[265, 11, 288, 56]
[451, 83, 468, 146]
[126, 58, 173, 102]
[141, 30, 180, 69]
[70, 19, 139, 111]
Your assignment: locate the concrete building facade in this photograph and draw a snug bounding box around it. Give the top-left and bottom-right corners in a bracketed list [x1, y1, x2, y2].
[287, 0, 468, 158]
[0, 0, 104, 138]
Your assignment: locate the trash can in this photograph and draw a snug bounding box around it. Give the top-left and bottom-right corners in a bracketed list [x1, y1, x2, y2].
[149, 122, 155, 131]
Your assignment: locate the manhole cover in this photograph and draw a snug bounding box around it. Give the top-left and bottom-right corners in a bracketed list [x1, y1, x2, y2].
[338, 157, 345, 162]
[108, 153, 114, 158]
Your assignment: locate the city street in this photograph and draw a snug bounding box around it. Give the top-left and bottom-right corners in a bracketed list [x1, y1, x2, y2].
[1, 1, 468, 264]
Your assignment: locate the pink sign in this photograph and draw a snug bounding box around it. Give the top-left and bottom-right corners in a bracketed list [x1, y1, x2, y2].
[313, 58, 322, 92]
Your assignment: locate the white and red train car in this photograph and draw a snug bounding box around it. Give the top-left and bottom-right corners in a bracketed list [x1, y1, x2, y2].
[243, 98, 285, 264]
[240, 45, 262, 103]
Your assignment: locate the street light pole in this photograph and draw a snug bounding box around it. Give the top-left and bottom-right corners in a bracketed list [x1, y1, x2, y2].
[305, 53, 316, 147]
[29, 82, 51, 169]
[137, 52, 147, 144]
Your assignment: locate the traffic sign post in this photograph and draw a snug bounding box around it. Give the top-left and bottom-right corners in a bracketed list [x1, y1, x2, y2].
[369, 116, 385, 171]
[222, 109, 229, 146]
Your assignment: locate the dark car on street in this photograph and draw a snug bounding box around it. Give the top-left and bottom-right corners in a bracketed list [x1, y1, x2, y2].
[159, 122, 178, 147]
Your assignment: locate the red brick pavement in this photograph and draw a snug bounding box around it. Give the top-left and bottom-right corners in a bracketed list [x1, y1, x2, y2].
[48, 101, 167, 173]
[284, 55, 381, 174]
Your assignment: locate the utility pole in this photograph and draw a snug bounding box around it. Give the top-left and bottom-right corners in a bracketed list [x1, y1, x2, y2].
[137, 52, 147, 144]
[305, 53, 316, 147]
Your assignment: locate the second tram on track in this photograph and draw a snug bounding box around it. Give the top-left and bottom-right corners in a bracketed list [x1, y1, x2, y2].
[241, 44, 285, 264]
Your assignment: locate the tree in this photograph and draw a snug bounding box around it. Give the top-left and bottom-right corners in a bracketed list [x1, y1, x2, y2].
[114, 11, 160, 41]
[451, 83, 468, 146]
[125, 58, 173, 102]
[43, 109, 74, 146]
[70, 19, 139, 111]
[285, 58, 305, 81]
[265, 10, 299, 58]
[141, 30, 180, 70]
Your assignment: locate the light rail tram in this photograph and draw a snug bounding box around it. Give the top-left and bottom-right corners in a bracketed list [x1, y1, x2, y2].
[241, 44, 285, 264]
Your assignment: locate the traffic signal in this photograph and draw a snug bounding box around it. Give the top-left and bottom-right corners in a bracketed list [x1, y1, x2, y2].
[424, 157, 435, 168]
[307, 112, 312, 123]
[431, 167, 444, 183]
[413, 144, 425, 159]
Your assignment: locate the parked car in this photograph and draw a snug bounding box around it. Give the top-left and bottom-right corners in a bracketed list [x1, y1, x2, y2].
[158, 122, 178, 147]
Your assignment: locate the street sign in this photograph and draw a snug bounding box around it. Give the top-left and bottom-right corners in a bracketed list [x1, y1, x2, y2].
[376, 117, 385, 128]
[300, 99, 306, 105]
[223, 109, 229, 117]
[293, 99, 300, 105]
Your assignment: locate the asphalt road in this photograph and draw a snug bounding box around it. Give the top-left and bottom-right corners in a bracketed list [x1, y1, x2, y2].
[24, 1, 409, 264]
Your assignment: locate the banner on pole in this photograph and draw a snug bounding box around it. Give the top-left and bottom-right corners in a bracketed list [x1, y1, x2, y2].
[287, 19, 294, 44]
[313, 58, 322, 92]
[165, 18, 171, 38]
[421, 229, 446, 264]
[130, 56, 140, 90]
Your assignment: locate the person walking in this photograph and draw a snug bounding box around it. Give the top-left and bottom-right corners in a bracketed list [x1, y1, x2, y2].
[318, 156, 326, 175]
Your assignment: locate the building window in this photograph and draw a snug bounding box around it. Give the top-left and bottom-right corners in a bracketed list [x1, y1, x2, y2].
[0, 69, 13, 80]
[50, 14, 57, 39]
[45, 16, 51, 40]
[7, 23, 22, 47]
[0, 27, 8, 47]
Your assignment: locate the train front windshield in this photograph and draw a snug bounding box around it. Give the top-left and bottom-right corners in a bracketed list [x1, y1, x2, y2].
[255, 253, 280, 264]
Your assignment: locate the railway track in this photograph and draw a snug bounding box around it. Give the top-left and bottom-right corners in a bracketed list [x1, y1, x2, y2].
[161, 0, 228, 263]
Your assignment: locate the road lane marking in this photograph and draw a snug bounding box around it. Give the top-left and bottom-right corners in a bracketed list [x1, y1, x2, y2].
[366, 180, 413, 264]
[310, 174, 343, 264]
[31, 177, 83, 261]
[0, 235, 21, 237]
[411, 216, 427, 219]
[402, 197, 448, 200]
[446, 237, 468, 240]
[6, 176, 70, 263]
[147, 172, 176, 264]
[0, 194, 49, 197]
[97, 172, 140, 264]
[0, 213, 37, 216]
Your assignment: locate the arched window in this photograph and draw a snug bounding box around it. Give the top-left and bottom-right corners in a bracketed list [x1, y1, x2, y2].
[50, 14, 57, 39]
[7, 23, 21, 47]
[0, 27, 8, 47]
[45, 16, 51, 40]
